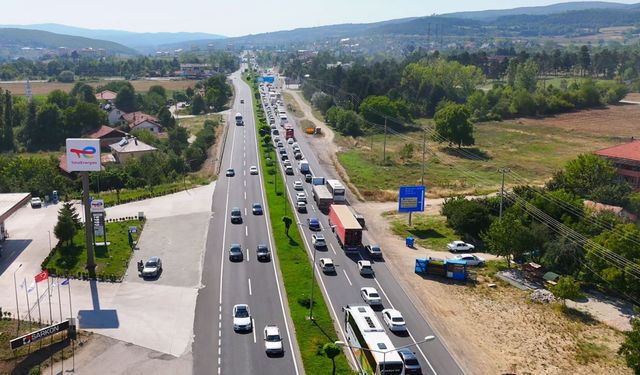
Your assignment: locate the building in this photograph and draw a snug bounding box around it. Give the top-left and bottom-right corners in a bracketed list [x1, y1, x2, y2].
[88, 125, 129, 148]
[107, 108, 126, 125]
[0, 193, 31, 242]
[96, 90, 117, 101]
[595, 140, 640, 189]
[109, 137, 157, 163]
[179, 63, 213, 79]
[119, 111, 163, 133]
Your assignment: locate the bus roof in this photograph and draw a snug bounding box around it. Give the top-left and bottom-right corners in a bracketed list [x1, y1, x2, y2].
[331, 205, 361, 229]
[326, 179, 345, 189]
[345, 305, 403, 364]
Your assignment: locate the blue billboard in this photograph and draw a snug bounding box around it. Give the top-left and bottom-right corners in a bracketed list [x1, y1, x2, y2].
[398, 186, 425, 213]
[257, 76, 275, 83]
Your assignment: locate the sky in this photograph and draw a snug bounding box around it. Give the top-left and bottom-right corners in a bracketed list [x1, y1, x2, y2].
[1, 0, 639, 37]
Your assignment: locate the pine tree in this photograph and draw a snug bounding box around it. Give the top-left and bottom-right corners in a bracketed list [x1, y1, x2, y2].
[2, 90, 14, 152]
[59, 202, 82, 229]
[54, 204, 78, 246]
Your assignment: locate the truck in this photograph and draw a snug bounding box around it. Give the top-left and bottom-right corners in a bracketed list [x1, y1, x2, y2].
[235, 113, 243, 126]
[284, 124, 294, 140]
[326, 179, 346, 203]
[311, 176, 325, 186]
[328, 204, 362, 251]
[298, 160, 310, 174]
[312, 185, 333, 212]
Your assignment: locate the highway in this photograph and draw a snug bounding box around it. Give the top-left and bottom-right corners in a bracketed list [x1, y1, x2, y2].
[267, 77, 466, 374]
[192, 68, 301, 375]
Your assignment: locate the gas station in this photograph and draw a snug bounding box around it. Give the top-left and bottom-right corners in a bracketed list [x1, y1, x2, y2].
[0, 193, 32, 243]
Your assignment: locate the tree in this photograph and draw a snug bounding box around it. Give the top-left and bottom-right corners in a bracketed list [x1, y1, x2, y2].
[282, 216, 292, 237]
[359, 95, 400, 128]
[481, 211, 527, 267]
[554, 154, 619, 199]
[514, 59, 539, 92]
[442, 197, 493, 238]
[47, 90, 70, 109]
[192, 94, 205, 115]
[618, 318, 640, 374]
[33, 103, 63, 150]
[63, 101, 107, 138]
[115, 85, 137, 112]
[322, 342, 342, 375]
[433, 102, 474, 148]
[579, 45, 591, 76]
[168, 126, 189, 154]
[54, 203, 79, 246]
[57, 70, 75, 83]
[549, 276, 583, 305]
[148, 85, 166, 99]
[1, 90, 13, 152]
[157, 106, 176, 129]
[310, 91, 334, 114]
[399, 143, 415, 162]
[541, 236, 584, 275]
[58, 202, 82, 229]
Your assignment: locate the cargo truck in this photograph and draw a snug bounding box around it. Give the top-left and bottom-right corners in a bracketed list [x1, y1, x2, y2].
[312, 185, 333, 213]
[328, 204, 362, 250]
[284, 124, 294, 139]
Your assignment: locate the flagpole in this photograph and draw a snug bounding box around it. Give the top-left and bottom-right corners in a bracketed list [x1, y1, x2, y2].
[57, 277, 64, 374]
[23, 277, 32, 331]
[66, 278, 74, 372]
[34, 281, 42, 324]
[47, 277, 54, 375]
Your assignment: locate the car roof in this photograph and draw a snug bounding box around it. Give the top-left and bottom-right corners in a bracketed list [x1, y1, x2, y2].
[265, 325, 280, 334]
[148, 256, 160, 262]
[234, 303, 248, 309]
[320, 258, 333, 263]
[359, 260, 372, 266]
[230, 243, 241, 248]
[314, 233, 325, 238]
[383, 309, 402, 317]
[397, 348, 417, 359]
[309, 217, 318, 222]
[361, 287, 376, 293]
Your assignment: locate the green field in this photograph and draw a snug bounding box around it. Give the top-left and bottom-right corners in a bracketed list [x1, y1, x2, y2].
[42, 219, 143, 280]
[245, 74, 353, 374]
[337, 119, 616, 200]
[387, 212, 458, 251]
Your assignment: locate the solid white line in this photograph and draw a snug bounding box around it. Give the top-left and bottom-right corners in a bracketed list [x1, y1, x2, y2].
[374, 278, 438, 375]
[252, 318, 257, 343]
[248, 278, 252, 295]
[342, 269, 353, 286]
[330, 243, 337, 255]
[245, 226, 249, 237]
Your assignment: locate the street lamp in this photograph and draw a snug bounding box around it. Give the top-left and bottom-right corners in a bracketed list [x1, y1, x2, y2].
[13, 263, 22, 328]
[335, 336, 435, 375]
[298, 221, 317, 320]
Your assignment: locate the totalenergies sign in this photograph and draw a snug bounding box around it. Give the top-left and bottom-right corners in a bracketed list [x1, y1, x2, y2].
[66, 138, 101, 172]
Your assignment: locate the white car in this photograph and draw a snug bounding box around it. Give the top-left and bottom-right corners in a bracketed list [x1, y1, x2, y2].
[249, 166, 259, 175]
[287, 138, 294, 144]
[30, 197, 43, 208]
[357, 260, 374, 276]
[312, 234, 326, 248]
[297, 201, 307, 213]
[447, 240, 475, 253]
[233, 304, 252, 331]
[296, 192, 307, 203]
[381, 309, 407, 332]
[263, 325, 284, 355]
[319, 258, 335, 273]
[293, 180, 303, 190]
[360, 287, 382, 306]
[453, 254, 486, 266]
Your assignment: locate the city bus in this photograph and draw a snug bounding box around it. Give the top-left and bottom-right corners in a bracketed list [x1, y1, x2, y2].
[326, 179, 346, 203]
[343, 305, 404, 375]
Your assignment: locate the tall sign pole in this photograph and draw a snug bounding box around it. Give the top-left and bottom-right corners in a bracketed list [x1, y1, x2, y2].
[65, 139, 101, 272]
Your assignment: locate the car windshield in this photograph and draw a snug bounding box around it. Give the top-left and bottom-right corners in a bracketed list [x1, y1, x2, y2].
[231, 245, 241, 252]
[392, 317, 404, 322]
[235, 308, 249, 318]
[145, 260, 158, 267]
[257, 246, 268, 253]
[369, 292, 380, 298]
[254, 204, 261, 208]
[404, 358, 419, 366]
[266, 334, 281, 341]
[372, 246, 380, 251]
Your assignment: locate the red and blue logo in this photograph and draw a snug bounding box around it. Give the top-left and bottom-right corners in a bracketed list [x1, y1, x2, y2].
[70, 146, 97, 159]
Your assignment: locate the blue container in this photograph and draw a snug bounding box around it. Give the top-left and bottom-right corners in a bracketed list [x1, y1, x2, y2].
[406, 236, 415, 248]
[52, 190, 59, 204]
[415, 258, 428, 273]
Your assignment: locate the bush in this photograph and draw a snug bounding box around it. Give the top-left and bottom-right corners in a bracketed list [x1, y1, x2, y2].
[58, 70, 75, 83]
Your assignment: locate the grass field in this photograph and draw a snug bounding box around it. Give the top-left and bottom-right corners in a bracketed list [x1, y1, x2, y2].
[178, 114, 222, 136]
[42, 219, 142, 279]
[337, 113, 622, 200]
[246, 74, 352, 374]
[0, 79, 197, 96]
[386, 212, 458, 251]
[89, 179, 207, 207]
[283, 92, 304, 118]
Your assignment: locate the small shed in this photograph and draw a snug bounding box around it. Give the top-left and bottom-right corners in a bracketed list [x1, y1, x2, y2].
[543, 271, 560, 286]
[523, 262, 545, 282]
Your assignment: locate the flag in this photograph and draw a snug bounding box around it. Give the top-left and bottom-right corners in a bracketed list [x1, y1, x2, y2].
[61, 278, 69, 286]
[27, 282, 35, 293]
[34, 270, 48, 283]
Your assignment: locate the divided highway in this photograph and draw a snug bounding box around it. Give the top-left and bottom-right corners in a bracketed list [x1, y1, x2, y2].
[192, 69, 301, 375]
[268, 78, 466, 375]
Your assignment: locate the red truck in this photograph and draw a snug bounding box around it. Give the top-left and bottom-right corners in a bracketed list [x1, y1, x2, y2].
[284, 124, 294, 139]
[328, 204, 362, 251]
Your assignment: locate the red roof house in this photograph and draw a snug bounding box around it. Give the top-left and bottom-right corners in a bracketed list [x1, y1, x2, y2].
[595, 140, 640, 189]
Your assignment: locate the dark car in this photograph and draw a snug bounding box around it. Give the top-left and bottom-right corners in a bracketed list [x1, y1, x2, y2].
[252, 203, 263, 215]
[294, 152, 303, 160]
[307, 217, 321, 231]
[240, 99, 244, 104]
[230, 207, 242, 224]
[256, 244, 271, 261]
[304, 174, 312, 183]
[279, 148, 287, 155]
[397, 349, 422, 375]
[141, 256, 162, 278]
[226, 168, 235, 177]
[229, 244, 243, 261]
[281, 154, 289, 161]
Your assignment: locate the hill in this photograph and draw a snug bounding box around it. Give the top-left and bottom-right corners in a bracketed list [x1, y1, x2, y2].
[1, 23, 226, 52]
[0, 28, 136, 55]
[443, 1, 635, 21]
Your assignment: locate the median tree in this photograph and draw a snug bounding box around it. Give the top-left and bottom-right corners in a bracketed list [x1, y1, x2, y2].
[433, 102, 474, 148]
[323, 342, 342, 375]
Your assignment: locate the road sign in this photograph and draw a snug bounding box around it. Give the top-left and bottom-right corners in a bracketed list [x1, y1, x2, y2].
[93, 212, 105, 236]
[10, 320, 70, 350]
[90, 199, 104, 213]
[398, 186, 425, 213]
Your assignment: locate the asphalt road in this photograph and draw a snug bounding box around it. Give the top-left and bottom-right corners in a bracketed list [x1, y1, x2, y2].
[192, 68, 301, 375]
[270, 78, 466, 375]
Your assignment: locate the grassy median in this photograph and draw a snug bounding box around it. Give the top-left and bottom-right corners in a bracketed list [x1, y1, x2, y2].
[244, 74, 353, 374]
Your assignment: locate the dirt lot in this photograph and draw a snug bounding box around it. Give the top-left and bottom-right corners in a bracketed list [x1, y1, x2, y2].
[0, 79, 197, 96]
[355, 202, 632, 375]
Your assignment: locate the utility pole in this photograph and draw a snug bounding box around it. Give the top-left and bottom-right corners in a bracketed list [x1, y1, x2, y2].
[382, 117, 388, 164]
[421, 130, 427, 187]
[82, 172, 95, 272]
[498, 168, 510, 220]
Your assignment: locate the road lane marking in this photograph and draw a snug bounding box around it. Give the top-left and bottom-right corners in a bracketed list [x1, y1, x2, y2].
[244, 180, 246, 187]
[244, 191, 247, 200]
[246, 248, 250, 262]
[245, 207, 247, 216]
[245, 226, 249, 237]
[311, 205, 316, 212]
[342, 269, 353, 286]
[252, 318, 256, 343]
[373, 278, 438, 374]
[248, 278, 252, 295]
[330, 243, 337, 255]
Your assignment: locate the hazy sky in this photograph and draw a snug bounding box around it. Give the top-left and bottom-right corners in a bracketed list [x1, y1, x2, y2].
[2, 0, 639, 37]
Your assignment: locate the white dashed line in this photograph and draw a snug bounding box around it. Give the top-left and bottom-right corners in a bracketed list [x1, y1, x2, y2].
[311, 205, 316, 212]
[245, 226, 249, 237]
[342, 269, 353, 286]
[248, 278, 252, 295]
[252, 319, 257, 343]
[244, 191, 247, 200]
[330, 243, 337, 255]
[245, 207, 247, 216]
[246, 248, 250, 262]
[244, 180, 247, 187]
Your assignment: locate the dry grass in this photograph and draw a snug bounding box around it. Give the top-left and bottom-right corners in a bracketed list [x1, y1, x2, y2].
[0, 79, 197, 96]
[283, 92, 304, 118]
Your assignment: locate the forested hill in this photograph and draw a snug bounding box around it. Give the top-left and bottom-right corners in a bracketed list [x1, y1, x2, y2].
[0, 28, 136, 55]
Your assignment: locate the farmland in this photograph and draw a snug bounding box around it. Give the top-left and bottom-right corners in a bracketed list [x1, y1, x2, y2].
[0, 79, 197, 96]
